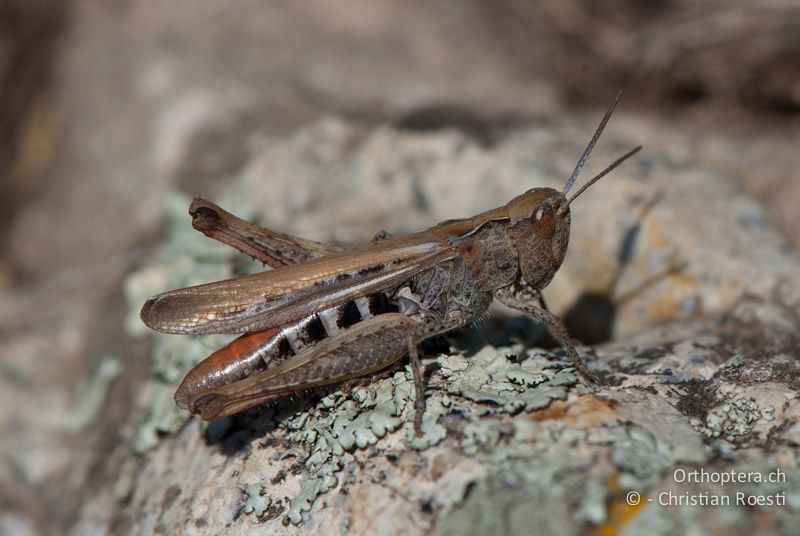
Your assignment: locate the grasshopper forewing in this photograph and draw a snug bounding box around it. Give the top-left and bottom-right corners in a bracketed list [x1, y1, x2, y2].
[141, 230, 457, 335]
[141, 94, 642, 434]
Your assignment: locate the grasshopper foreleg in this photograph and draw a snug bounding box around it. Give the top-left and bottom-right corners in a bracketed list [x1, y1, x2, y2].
[537, 293, 550, 313]
[495, 285, 602, 384]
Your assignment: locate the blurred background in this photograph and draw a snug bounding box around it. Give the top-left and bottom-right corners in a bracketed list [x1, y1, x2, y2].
[1, 1, 799, 533]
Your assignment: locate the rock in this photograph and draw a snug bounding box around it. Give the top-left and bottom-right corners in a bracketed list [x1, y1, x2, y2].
[117, 118, 800, 534]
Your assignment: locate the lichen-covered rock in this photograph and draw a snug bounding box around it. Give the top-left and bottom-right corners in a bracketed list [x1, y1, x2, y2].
[119, 119, 800, 535]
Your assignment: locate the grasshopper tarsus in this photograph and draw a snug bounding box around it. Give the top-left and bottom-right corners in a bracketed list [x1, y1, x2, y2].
[372, 229, 393, 242]
[575, 361, 604, 386]
[142, 94, 638, 430]
[560, 338, 604, 386]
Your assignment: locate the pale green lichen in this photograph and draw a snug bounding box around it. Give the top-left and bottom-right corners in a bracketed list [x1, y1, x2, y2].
[216, 340, 581, 525]
[284, 469, 339, 525]
[62, 355, 123, 432]
[331, 382, 403, 450]
[405, 394, 449, 450]
[112, 458, 139, 503]
[440, 346, 575, 414]
[124, 194, 241, 454]
[460, 419, 503, 456]
[240, 483, 271, 518]
[610, 426, 666, 482]
[132, 382, 191, 453]
[699, 396, 776, 441]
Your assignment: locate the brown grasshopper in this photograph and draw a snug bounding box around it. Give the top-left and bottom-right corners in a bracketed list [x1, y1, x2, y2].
[140, 94, 641, 434]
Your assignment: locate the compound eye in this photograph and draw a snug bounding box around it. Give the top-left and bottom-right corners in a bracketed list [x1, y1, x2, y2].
[532, 203, 555, 238]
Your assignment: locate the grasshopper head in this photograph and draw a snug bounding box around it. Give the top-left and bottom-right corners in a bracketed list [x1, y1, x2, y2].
[456, 94, 640, 293]
[502, 137, 641, 290]
[505, 187, 571, 290]
[502, 136, 642, 289]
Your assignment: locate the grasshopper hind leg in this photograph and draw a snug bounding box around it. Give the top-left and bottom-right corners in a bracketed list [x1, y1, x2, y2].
[407, 340, 426, 436]
[186, 313, 435, 433]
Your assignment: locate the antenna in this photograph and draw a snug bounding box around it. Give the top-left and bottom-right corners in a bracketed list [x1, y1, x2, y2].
[566, 145, 642, 206]
[562, 91, 622, 195]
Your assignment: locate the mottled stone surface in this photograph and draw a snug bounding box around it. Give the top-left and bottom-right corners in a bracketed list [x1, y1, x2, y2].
[3, 3, 800, 535]
[114, 121, 800, 535]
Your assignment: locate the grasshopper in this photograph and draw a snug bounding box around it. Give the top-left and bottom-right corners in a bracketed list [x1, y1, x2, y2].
[141, 94, 641, 434]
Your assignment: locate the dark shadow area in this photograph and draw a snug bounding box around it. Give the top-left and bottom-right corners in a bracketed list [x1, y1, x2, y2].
[562, 292, 618, 346]
[0, 1, 66, 255]
[394, 104, 532, 147]
[487, 0, 800, 122]
[563, 192, 671, 344]
[212, 388, 334, 456]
